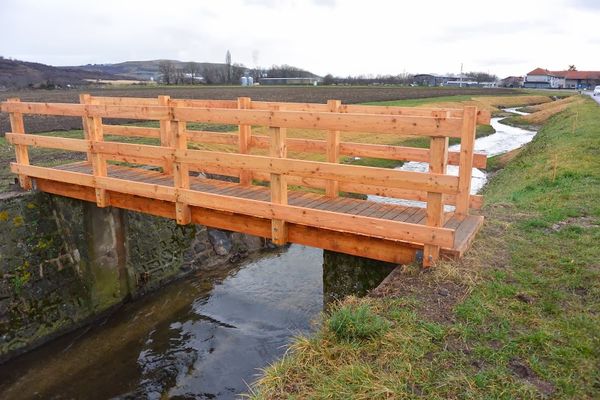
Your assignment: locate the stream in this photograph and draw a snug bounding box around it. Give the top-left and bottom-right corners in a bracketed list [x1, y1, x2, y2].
[0, 245, 392, 400]
[0, 109, 537, 400]
[369, 108, 537, 207]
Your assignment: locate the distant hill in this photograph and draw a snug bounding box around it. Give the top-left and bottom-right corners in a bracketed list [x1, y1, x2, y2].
[69, 60, 229, 81]
[70, 60, 319, 83]
[0, 58, 319, 89]
[0, 58, 132, 89]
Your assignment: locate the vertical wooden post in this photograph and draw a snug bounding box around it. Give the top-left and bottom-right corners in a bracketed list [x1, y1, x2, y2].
[79, 95, 92, 163]
[158, 95, 173, 175]
[238, 96, 252, 185]
[326, 99, 341, 198]
[423, 136, 449, 267]
[171, 100, 191, 225]
[80, 94, 109, 207]
[270, 106, 287, 245]
[455, 106, 477, 218]
[7, 98, 32, 190]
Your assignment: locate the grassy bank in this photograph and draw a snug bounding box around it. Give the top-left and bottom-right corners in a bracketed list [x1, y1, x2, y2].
[249, 98, 600, 399]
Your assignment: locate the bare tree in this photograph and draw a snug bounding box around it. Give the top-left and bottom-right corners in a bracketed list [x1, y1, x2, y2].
[186, 62, 201, 84]
[568, 65, 577, 71]
[225, 50, 232, 83]
[465, 71, 498, 83]
[158, 60, 175, 85]
[174, 68, 185, 85]
[203, 64, 226, 84]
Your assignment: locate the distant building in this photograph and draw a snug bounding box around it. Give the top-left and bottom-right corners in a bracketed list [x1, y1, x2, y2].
[524, 68, 600, 89]
[562, 70, 600, 89]
[258, 77, 321, 85]
[413, 74, 447, 86]
[499, 76, 524, 88]
[413, 74, 489, 87]
[523, 68, 564, 89]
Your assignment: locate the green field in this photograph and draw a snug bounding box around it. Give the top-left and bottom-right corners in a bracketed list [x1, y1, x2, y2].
[249, 97, 600, 399]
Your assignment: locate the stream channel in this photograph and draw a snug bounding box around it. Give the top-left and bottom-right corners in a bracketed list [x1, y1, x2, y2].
[0, 109, 537, 400]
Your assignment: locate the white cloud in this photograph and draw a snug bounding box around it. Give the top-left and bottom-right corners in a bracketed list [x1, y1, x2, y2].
[1, 0, 598, 77]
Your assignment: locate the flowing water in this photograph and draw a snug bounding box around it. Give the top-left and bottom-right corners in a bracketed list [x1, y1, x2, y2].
[1, 247, 310, 399]
[0, 245, 392, 400]
[368, 108, 537, 207]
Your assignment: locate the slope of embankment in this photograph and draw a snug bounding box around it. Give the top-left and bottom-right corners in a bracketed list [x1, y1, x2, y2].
[250, 97, 600, 399]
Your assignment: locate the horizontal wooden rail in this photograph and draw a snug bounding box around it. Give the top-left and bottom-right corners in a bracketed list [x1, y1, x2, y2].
[173, 107, 464, 137]
[0, 102, 170, 120]
[7, 126, 486, 169]
[177, 188, 454, 247]
[249, 100, 491, 125]
[87, 141, 460, 195]
[2, 101, 471, 138]
[183, 163, 484, 209]
[186, 130, 239, 145]
[10, 162, 454, 247]
[183, 130, 487, 168]
[103, 124, 160, 138]
[6, 133, 89, 152]
[87, 96, 491, 125]
[5, 132, 484, 208]
[6, 134, 459, 195]
[177, 149, 460, 194]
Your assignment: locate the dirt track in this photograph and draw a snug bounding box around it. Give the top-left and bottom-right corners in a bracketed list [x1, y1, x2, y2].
[0, 86, 517, 134]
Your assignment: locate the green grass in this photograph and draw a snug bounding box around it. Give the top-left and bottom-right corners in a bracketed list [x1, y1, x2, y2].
[249, 98, 600, 399]
[328, 300, 390, 342]
[365, 95, 476, 107]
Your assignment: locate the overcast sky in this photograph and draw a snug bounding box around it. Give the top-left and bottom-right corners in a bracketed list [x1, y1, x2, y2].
[2, 0, 599, 77]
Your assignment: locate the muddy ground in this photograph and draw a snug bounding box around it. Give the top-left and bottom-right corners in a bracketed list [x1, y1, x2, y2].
[0, 86, 517, 134]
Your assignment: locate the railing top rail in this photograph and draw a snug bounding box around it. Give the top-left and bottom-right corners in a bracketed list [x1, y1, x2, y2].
[87, 96, 491, 124]
[1, 100, 463, 135]
[85, 95, 491, 123]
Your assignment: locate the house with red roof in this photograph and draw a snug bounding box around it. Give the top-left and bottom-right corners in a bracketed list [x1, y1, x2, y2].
[561, 70, 600, 89]
[523, 68, 564, 89]
[524, 68, 600, 89]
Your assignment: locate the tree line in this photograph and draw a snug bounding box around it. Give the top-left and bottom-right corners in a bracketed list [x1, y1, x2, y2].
[321, 71, 498, 86]
[158, 49, 317, 85]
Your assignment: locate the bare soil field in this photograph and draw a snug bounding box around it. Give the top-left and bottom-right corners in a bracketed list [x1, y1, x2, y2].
[0, 86, 518, 134]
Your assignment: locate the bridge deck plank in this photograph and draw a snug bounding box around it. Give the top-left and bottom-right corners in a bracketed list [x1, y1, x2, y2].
[52, 161, 483, 254]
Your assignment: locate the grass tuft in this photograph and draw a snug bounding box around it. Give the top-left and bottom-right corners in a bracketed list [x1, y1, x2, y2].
[328, 299, 390, 342]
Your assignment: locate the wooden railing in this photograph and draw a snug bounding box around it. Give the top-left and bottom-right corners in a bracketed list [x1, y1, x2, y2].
[1, 95, 489, 266]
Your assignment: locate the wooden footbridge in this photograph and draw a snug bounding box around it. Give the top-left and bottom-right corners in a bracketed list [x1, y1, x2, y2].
[1, 95, 489, 267]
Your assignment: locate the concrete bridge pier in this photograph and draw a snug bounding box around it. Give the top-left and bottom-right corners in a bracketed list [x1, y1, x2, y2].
[82, 204, 133, 312]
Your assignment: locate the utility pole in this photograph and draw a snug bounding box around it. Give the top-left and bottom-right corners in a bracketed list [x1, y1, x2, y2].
[459, 63, 463, 88]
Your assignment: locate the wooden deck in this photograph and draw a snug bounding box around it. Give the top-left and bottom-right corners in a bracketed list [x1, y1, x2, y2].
[2, 95, 489, 267]
[42, 161, 483, 262]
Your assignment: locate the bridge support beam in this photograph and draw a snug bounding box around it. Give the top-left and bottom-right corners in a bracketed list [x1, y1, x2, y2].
[82, 202, 133, 311]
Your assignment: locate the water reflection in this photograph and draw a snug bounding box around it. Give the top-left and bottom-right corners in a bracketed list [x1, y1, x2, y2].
[0, 244, 392, 399]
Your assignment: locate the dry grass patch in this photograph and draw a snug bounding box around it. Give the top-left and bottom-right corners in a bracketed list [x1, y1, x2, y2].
[414, 95, 552, 116]
[520, 97, 586, 125]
